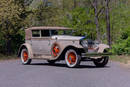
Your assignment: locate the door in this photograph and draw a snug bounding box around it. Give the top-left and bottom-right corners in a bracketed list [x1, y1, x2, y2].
[31, 30, 52, 55]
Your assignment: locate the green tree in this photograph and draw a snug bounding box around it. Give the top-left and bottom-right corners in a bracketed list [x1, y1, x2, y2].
[0, 0, 28, 54]
[26, 2, 63, 27]
[62, 7, 96, 39]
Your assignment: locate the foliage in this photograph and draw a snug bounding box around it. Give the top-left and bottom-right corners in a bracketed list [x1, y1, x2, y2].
[62, 7, 96, 39]
[0, 0, 27, 54]
[110, 2, 130, 42]
[111, 1, 130, 55]
[25, 2, 63, 27]
[112, 34, 130, 55]
[0, 0, 130, 56]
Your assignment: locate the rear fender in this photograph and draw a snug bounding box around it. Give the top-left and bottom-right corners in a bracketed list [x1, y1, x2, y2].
[18, 43, 33, 58]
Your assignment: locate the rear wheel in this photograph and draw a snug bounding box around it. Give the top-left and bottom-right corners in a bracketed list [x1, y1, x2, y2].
[93, 56, 109, 67]
[21, 49, 32, 65]
[65, 49, 81, 68]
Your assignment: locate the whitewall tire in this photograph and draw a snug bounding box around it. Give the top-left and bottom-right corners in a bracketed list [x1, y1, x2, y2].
[65, 49, 81, 68]
[20, 49, 32, 65]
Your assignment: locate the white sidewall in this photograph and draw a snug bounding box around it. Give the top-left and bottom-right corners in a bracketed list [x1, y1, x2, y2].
[65, 49, 78, 67]
[21, 49, 30, 64]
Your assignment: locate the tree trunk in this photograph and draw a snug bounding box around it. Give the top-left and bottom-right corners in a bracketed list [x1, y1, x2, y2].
[62, 0, 65, 10]
[5, 19, 12, 55]
[94, 0, 101, 42]
[74, 0, 77, 8]
[105, 0, 111, 47]
[43, 0, 48, 7]
[6, 38, 12, 55]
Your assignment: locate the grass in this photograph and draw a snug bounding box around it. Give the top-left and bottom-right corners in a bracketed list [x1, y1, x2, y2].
[0, 54, 18, 61]
[110, 55, 130, 64]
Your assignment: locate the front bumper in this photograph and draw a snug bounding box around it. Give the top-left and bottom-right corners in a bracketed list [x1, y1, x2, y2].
[81, 52, 112, 58]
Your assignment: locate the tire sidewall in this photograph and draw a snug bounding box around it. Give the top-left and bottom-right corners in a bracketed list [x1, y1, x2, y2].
[94, 56, 109, 67]
[65, 49, 80, 68]
[21, 49, 30, 64]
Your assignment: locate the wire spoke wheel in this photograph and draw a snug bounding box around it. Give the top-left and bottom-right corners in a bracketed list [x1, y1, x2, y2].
[23, 51, 28, 62]
[21, 49, 31, 65]
[65, 49, 81, 68]
[67, 52, 76, 65]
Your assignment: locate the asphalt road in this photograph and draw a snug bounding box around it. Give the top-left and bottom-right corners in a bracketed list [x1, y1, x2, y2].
[0, 59, 130, 87]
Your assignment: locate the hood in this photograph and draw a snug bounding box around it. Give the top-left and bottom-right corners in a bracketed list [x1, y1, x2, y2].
[51, 35, 85, 40]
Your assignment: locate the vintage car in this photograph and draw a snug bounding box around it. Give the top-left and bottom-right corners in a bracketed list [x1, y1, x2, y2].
[18, 26, 111, 68]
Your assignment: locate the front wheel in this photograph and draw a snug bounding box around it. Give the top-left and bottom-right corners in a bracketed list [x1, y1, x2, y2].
[65, 49, 81, 68]
[93, 56, 109, 67]
[21, 49, 32, 65]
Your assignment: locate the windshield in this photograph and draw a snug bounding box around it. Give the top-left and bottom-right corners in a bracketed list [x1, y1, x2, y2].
[51, 30, 73, 36]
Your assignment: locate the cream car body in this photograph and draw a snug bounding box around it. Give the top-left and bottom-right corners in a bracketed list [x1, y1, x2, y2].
[18, 27, 111, 67]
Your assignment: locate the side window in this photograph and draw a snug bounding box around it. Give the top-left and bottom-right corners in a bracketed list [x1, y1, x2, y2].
[41, 30, 50, 37]
[51, 30, 58, 36]
[32, 30, 40, 37]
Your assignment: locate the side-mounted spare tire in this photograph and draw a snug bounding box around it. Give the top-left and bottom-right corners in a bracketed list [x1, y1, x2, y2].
[20, 49, 32, 65]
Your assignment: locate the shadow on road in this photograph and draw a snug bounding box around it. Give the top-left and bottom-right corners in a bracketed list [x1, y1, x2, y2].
[29, 62, 110, 69]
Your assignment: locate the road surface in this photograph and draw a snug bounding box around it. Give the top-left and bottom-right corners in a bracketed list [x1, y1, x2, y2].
[0, 59, 130, 87]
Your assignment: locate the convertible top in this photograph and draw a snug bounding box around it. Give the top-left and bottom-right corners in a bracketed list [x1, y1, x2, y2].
[26, 26, 72, 30]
